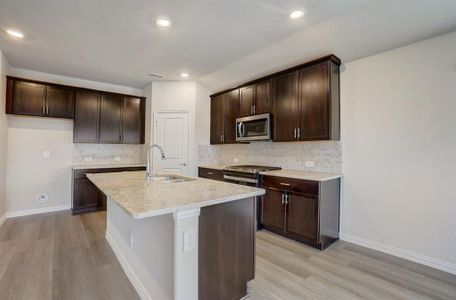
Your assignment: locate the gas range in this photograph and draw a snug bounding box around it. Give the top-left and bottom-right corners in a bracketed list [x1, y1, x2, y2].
[224, 165, 281, 174]
[223, 165, 281, 186]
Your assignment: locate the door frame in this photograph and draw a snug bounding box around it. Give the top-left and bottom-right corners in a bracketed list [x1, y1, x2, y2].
[153, 110, 191, 175]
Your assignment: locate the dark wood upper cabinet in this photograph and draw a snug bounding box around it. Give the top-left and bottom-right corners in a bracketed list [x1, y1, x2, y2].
[122, 97, 144, 144]
[254, 80, 271, 115]
[210, 55, 340, 143]
[223, 89, 239, 143]
[299, 62, 333, 140]
[99, 93, 123, 144]
[74, 90, 101, 143]
[46, 85, 75, 118]
[239, 85, 254, 117]
[271, 71, 299, 142]
[210, 95, 224, 144]
[6, 76, 146, 144]
[12, 80, 46, 116]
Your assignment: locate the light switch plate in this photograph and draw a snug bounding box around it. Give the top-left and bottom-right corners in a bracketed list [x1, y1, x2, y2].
[305, 161, 315, 167]
[233, 157, 240, 163]
[114, 157, 121, 162]
[43, 150, 50, 159]
[84, 156, 93, 162]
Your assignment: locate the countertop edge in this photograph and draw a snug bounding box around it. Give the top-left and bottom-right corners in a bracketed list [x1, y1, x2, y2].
[259, 171, 342, 182]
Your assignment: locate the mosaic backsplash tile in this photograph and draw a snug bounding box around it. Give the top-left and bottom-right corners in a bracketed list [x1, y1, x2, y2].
[72, 144, 147, 165]
[198, 141, 341, 173]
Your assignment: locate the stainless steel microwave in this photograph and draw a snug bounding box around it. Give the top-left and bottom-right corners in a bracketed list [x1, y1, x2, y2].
[236, 113, 271, 142]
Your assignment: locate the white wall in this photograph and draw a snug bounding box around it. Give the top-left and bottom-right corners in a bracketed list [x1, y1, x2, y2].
[5, 68, 147, 214]
[0, 51, 10, 220]
[150, 81, 211, 176]
[340, 31, 456, 272]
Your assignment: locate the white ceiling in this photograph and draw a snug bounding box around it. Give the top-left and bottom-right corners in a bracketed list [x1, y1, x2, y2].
[0, 0, 368, 88]
[1, 1, 456, 92]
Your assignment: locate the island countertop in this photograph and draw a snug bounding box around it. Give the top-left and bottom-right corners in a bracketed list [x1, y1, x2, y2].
[87, 171, 265, 219]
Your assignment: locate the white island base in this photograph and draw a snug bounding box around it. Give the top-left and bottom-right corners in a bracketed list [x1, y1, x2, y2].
[105, 197, 256, 300]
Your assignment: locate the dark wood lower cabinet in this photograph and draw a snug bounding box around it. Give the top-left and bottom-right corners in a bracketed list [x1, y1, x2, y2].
[72, 166, 145, 214]
[261, 187, 285, 232]
[199, 197, 255, 300]
[260, 175, 340, 250]
[198, 167, 224, 181]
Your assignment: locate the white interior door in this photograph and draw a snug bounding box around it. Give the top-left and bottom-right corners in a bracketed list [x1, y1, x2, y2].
[154, 112, 190, 175]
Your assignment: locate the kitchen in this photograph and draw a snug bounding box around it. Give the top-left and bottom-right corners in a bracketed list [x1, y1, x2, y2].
[0, 1, 456, 300]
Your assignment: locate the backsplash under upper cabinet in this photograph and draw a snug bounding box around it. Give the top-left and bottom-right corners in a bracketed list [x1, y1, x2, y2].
[198, 141, 341, 173]
[72, 143, 146, 166]
[209, 55, 340, 145]
[6, 76, 146, 145]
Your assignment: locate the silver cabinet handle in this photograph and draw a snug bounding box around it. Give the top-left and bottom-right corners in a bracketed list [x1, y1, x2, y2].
[280, 182, 290, 186]
[281, 193, 285, 205]
[297, 128, 301, 140]
[207, 172, 213, 175]
[253, 105, 256, 115]
[46, 105, 49, 115]
[285, 193, 289, 205]
[294, 128, 297, 139]
[42, 105, 46, 115]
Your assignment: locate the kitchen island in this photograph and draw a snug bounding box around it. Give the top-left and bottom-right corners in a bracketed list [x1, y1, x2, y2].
[87, 171, 265, 300]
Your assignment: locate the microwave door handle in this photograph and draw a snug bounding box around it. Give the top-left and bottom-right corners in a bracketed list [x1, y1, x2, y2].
[241, 122, 245, 137]
[237, 122, 243, 137]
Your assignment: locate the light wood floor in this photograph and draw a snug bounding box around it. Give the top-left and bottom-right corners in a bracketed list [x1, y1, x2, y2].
[1, 211, 455, 300]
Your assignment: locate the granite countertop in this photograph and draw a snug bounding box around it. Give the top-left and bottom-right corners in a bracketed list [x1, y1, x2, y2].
[260, 169, 342, 182]
[87, 171, 264, 219]
[72, 163, 147, 170]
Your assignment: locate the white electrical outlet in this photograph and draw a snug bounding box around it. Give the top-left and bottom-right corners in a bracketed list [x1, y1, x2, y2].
[84, 156, 93, 162]
[233, 157, 240, 163]
[43, 150, 50, 159]
[114, 157, 121, 162]
[129, 234, 134, 249]
[305, 161, 315, 167]
[183, 230, 196, 252]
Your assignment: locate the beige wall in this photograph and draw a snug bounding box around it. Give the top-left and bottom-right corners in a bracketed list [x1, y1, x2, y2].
[340, 31, 456, 272]
[5, 68, 147, 214]
[0, 51, 10, 219]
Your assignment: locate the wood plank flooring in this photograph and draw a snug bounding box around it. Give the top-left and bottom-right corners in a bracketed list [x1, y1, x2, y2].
[0, 210, 139, 300]
[1, 210, 455, 300]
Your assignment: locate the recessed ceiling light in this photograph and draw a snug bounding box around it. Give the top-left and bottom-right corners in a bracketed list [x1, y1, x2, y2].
[5, 29, 24, 38]
[180, 73, 189, 78]
[289, 10, 305, 19]
[156, 18, 171, 27]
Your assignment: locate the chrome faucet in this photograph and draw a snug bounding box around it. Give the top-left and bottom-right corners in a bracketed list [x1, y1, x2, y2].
[146, 144, 166, 182]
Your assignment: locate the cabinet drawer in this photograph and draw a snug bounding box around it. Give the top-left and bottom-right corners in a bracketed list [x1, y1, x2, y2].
[198, 168, 224, 181]
[73, 166, 146, 179]
[262, 175, 319, 195]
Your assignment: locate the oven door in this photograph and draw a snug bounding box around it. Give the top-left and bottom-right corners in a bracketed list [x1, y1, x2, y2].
[223, 172, 258, 187]
[236, 113, 271, 142]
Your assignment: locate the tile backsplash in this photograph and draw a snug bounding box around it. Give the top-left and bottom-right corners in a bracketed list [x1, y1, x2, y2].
[198, 141, 342, 173]
[72, 144, 146, 165]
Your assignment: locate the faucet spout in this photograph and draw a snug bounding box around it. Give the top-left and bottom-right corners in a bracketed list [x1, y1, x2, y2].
[146, 144, 166, 181]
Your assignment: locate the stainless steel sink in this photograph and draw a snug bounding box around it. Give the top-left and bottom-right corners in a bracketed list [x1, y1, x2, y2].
[150, 174, 195, 183]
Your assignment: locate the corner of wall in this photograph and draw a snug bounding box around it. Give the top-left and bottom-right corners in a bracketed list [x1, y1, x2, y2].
[0, 50, 10, 218]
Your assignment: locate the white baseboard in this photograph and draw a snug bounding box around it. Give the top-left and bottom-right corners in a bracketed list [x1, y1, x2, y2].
[0, 213, 6, 228]
[340, 233, 456, 275]
[5, 205, 71, 218]
[106, 229, 151, 300]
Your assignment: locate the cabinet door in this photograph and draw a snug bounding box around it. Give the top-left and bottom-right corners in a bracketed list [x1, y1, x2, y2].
[73, 179, 102, 210]
[254, 80, 271, 115]
[74, 90, 101, 143]
[286, 192, 318, 241]
[99, 93, 123, 144]
[210, 95, 224, 144]
[223, 89, 239, 143]
[13, 81, 46, 116]
[261, 187, 285, 231]
[271, 72, 299, 142]
[298, 63, 330, 140]
[122, 97, 143, 144]
[46, 86, 75, 118]
[239, 85, 254, 117]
